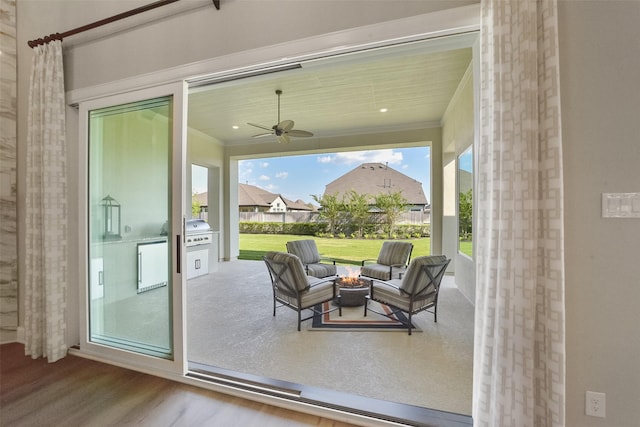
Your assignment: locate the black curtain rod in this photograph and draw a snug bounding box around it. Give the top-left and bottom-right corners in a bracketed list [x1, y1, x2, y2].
[28, 0, 220, 48]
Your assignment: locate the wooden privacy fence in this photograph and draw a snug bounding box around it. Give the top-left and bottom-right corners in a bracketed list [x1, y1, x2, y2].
[239, 211, 430, 224]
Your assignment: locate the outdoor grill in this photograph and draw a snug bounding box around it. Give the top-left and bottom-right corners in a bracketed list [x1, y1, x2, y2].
[185, 219, 214, 279]
[185, 218, 213, 247]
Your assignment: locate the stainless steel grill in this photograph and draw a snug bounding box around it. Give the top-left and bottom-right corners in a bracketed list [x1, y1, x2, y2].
[185, 219, 213, 247]
[185, 219, 214, 279]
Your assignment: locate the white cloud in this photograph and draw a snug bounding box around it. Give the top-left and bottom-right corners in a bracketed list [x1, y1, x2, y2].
[317, 155, 333, 164]
[275, 171, 288, 179]
[402, 164, 409, 169]
[333, 149, 403, 166]
[263, 183, 278, 191]
[259, 175, 270, 181]
[238, 160, 254, 183]
[261, 162, 269, 168]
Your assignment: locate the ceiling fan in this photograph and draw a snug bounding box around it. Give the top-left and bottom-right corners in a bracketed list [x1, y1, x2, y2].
[247, 90, 314, 144]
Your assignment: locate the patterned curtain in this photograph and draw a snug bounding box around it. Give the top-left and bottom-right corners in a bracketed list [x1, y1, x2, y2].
[25, 40, 68, 362]
[473, 1, 565, 426]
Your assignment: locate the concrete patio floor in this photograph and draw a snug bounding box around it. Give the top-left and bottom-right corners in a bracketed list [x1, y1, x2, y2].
[186, 259, 475, 415]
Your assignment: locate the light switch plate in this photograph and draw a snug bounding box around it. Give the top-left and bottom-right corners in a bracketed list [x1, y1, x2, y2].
[602, 193, 640, 218]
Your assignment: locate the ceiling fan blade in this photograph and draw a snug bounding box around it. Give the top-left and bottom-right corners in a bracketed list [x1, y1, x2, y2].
[252, 132, 273, 138]
[249, 92, 313, 143]
[287, 129, 314, 137]
[278, 134, 291, 144]
[278, 120, 294, 132]
[247, 122, 273, 132]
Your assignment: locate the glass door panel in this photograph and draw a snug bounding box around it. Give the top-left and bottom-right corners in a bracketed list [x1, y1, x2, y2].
[88, 97, 173, 358]
[458, 146, 473, 257]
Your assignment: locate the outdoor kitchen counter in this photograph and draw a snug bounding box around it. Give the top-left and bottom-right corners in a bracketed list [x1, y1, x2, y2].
[90, 236, 169, 304]
[93, 235, 168, 244]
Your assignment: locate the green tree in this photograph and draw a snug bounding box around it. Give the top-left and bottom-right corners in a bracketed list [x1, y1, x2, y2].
[344, 190, 371, 238]
[312, 193, 344, 235]
[192, 196, 201, 218]
[374, 191, 408, 238]
[459, 188, 473, 241]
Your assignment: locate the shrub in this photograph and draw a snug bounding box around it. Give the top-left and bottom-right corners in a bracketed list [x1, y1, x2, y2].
[240, 221, 327, 235]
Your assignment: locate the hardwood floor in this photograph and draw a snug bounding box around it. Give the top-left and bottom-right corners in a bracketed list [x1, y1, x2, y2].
[0, 343, 358, 427]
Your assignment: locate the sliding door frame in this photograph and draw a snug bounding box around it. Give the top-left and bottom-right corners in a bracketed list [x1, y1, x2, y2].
[77, 82, 188, 376]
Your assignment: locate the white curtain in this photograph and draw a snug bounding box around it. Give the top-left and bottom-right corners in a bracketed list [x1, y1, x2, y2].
[473, 1, 565, 426]
[25, 40, 68, 363]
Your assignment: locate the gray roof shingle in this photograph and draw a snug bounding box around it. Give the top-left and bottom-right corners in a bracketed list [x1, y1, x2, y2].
[238, 183, 313, 211]
[324, 162, 428, 205]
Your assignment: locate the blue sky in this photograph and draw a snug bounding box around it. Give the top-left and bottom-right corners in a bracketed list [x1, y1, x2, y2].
[459, 146, 473, 173]
[229, 147, 432, 206]
[192, 147, 432, 205]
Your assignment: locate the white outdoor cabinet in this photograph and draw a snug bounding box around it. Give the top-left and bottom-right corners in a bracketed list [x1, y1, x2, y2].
[90, 257, 104, 299]
[187, 249, 209, 279]
[137, 240, 169, 293]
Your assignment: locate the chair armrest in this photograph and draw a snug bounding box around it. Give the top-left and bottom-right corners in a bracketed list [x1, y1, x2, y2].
[361, 259, 376, 266]
[389, 263, 407, 268]
[308, 275, 339, 286]
[320, 257, 336, 265]
[368, 277, 401, 291]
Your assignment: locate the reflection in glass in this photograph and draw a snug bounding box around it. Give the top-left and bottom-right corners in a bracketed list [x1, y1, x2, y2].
[458, 147, 473, 257]
[88, 97, 173, 358]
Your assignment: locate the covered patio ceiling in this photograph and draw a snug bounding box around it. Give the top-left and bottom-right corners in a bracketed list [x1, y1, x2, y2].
[187, 37, 473, 147]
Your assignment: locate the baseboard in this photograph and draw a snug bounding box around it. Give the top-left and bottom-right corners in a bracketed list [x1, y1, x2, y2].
[0, 328, 18, 344]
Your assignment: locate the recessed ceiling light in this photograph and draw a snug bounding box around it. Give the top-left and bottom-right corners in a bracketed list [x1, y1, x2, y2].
[379, 108, 388, 113]
[232, 125, 239, 129]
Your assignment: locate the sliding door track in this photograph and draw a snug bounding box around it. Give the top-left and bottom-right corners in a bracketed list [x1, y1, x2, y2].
[188, 362, 472, 427]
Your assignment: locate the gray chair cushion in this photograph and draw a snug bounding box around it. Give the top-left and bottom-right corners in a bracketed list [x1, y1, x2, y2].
[286, 240, 321, 264]
[360, 264, 394, 281]
[286, 239, 337, 278]
[399, 255, 448, 295]
[300, 279, 336, 307]
[369, 284, 414, 312]
[264, 251, 310, 292]
[377, 241, 412, 266]
[306, 262, 337, 278]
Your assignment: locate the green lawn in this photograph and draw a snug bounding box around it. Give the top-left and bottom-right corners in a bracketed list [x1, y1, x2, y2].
[459, 240, 473, 257]
[239, 234, 431, 265]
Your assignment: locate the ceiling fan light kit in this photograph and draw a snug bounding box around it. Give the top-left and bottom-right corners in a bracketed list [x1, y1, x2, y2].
[247, 90, 314, 144]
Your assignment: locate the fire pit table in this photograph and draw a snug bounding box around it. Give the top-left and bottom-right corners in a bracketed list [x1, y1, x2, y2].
[334, 276, 371, 307]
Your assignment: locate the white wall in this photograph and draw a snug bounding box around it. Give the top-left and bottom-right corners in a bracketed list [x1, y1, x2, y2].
[441, 64, 475, 302]
[558, 2, 640, 426]
[15, 0, 640, 425]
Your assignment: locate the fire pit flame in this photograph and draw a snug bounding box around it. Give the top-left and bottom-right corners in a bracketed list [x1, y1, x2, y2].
[336, 267, 370, 288]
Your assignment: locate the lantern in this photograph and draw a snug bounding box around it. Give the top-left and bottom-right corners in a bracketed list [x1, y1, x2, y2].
[100, 195, 122, 240]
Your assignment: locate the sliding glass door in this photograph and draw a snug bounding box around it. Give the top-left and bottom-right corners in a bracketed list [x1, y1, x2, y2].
[79, 83, 187, 372]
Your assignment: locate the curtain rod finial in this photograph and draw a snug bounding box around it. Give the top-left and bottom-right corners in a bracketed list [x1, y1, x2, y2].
[212, 0, 220, 10]
[27, 33, 63, 48]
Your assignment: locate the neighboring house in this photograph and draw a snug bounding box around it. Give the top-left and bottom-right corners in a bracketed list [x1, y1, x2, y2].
[238, 183, 314, 213]
[323, 162, 429, 211]
[192, 192, 208, 214]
